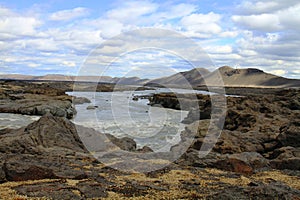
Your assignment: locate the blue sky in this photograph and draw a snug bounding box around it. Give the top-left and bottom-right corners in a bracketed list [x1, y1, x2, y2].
[0, 0, 300, 78]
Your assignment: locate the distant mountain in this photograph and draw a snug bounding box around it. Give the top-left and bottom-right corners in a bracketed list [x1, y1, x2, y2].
[204, 66, 300, 88]
[147, 66, 300, 88]
[0, 74, 149, 85]
[147, 68, 210, 87]
[1, 66, 299, 88]
[112, 77, 149, 85]
[0, 74, 35, 80]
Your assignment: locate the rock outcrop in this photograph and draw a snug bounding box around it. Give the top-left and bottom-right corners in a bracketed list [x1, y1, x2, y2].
[0, 114, 139, 182]
[0, 81, 76, 119]
[153, 89, 300, 174]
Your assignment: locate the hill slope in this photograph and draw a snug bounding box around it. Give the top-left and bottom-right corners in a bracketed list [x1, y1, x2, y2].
[203, 66, 300, 87]
[147, 66, 300, 88]
[148, 68, 210, 86]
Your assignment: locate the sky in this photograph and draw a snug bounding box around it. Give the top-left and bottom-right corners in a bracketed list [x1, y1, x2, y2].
[0, 0, 300, 79]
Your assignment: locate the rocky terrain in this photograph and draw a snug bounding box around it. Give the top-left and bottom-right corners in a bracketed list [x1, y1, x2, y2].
[0, 114, 300, 199]
[0, 81, 300, 199]
[150, 89, 300, 174]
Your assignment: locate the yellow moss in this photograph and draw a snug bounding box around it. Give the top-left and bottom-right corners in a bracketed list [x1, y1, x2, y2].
[0, 179, 58, 200]
[160, 169, 197, 184]
[65, 179, 81, 186]
[137, 159, 171, 165]
[253, 170, 300, 190]
[1, 168, 299, 200]
[219, 175, 251, 186]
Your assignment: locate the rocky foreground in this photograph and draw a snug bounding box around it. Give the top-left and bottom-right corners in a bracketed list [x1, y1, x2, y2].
[0, 82, 299, 199]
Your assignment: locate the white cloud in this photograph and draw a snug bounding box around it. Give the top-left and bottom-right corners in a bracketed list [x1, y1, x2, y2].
[15, 38, 60, 52]
[232, 14, 281, 32]
[49, 7, 89, 21]
[233, 2, 300, 32]
[204, 45, 233, 54]
[180, 12, 222, 35]
[0, 6, 14, 16]
[237, 0, 300, 14]
[278, 4, 300, 30]
[62, 61, 76, 67]
[219, 31, 239, 38]
[28, 63, 41, 68]
[166, 3, 197, 19]
[106, 1, 158, 24]
[151, 3, 197, 22]
[0, 16, 42, 36]
[268, 69, 286, 76]
[237, 1, 280, 14]
[93, 19, 124, 39]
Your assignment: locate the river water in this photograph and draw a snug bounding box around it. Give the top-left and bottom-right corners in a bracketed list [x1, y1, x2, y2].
[0, 88, 210, 152]
[68, 88, 210, 151]
[0, 113, 40, 130]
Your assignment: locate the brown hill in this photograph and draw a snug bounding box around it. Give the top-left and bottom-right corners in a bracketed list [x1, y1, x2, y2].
[147, 66, 300, 88]
[0, 74, 35, 80]
[203, 66, 300, 88]
[148, 68, 210, 87]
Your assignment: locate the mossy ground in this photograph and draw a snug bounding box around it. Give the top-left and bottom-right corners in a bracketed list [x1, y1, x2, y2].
[1, 167, 299, 200]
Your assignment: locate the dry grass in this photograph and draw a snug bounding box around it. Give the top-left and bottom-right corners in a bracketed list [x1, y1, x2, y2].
[0, 168, 299, 200]
[253, 170, 300, 190]
[0, 179, 58, 200]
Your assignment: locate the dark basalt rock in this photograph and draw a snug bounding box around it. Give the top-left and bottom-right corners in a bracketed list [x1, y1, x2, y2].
[72, 96, 91, 104]
[14, 181, 83, 200]
[269, 147, 300, 170]
[105, 134, 137, 152]
[277, 120, 300, 147]
[86, 105, 98, 110]
[166, 89, 300, 173]
[208, 181, 300, 200]
[214, 152, 269, 175]
[0, 114, 86, 154]
[0, 82, 76, 119]
[0, 114, 140, 182]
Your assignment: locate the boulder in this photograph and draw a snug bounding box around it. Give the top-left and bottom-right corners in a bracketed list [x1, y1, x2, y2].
[215, 152, 269, 174]
[0, 114, 86, 154]
[87, 105, 98, 110]
[277, 120, 300, 147]
[105, 134, 137, 151]
[137, 146, 154, 153]
[270, 147, 300, 170]
[72, 96, 91, 104]
[3, 154, 89, 181]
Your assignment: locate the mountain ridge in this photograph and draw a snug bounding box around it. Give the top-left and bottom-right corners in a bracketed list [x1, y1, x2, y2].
[148, 66, 300, 88]
[1, 66, 299, 88]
